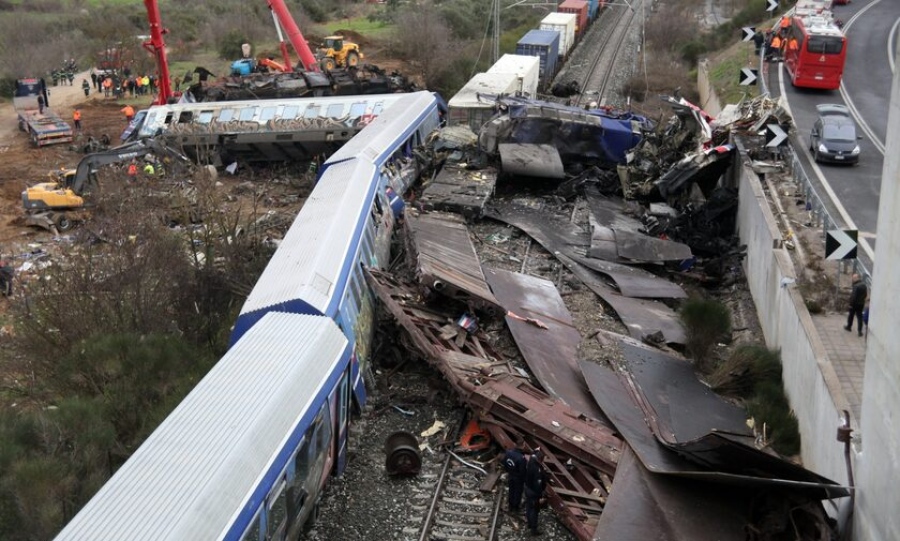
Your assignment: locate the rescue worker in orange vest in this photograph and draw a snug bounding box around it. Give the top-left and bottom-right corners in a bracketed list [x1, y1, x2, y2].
[127, 161, 138, 178]
[121, 105, 135, 123]
[787, 37, 799, 55]
[73, 109, 82, 132]
[768, 34, 783, 61]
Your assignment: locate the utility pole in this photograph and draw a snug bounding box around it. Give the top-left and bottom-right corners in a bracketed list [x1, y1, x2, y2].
[492, 0, 501, 65]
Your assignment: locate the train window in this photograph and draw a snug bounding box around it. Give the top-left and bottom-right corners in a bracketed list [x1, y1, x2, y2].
[240, 509, 263, 541]
[372, 103, 384, 116]
[197, 110, 214, 124]
[266, 480, 288, 541]
[349, 268, 363, 312]
[348, 102, 367, 119]
[326, 103, 345, 118]
[294, 437, 311, 483]
[304, 106, 320, 119]
[177, 111, 193, 123]
[218, 109, 235, 122]
[316, 403, 332, 455]
[261, 106, 278, 121]
[283, 105, 299, 119]
[239, 107, 257, 122]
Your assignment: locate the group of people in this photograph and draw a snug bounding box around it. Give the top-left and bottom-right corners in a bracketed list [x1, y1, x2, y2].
[89, 69, 163, 100]
[503, 441, 548, 536]
[50, 58, 78, 87]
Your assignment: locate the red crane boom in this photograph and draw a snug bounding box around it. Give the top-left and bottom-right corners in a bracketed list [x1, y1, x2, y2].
[267, 0, 320, 72]
[142, 0, 174, 104]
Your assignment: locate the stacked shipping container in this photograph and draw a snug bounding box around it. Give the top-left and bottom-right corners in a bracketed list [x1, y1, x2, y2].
[558, 0, 589, 36]
[540, 13, 577, 61]
[515, 30, 561, 90]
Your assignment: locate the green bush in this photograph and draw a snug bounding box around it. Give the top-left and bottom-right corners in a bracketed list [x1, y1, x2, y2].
[680, 297, 732, 371]
[747, 381, 801, 455]
[217, 29, 250, 61]
[679, 39, 708, 66]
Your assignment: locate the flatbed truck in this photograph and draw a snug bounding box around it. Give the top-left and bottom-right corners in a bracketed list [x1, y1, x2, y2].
[14, 78, 74, 147]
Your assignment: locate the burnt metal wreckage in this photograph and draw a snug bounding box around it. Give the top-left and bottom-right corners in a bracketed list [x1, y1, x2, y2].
[362, 92, 850, 540]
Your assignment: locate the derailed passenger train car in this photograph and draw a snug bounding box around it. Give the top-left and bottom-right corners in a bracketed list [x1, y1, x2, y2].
[229, 91, 443, 408]
[53, 313, 353, 541]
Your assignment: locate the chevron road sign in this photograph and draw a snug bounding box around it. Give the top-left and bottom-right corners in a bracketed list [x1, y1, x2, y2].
[766, 124, 788, 147]
[740, 68, 758, 86]
[766, 0, 778, 12]
[742, 27, 756, 42]
[826, 229, 858, 260]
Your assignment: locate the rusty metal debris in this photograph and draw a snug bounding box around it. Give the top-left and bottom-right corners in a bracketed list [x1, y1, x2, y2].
[483, 267, 605, 421]
[405, 212, 502, 314]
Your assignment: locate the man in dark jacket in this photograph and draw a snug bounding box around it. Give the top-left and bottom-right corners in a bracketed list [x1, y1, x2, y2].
[502, 441, 528, 513]
[844, 273, 867, 336]
[524, 448, 547, 536]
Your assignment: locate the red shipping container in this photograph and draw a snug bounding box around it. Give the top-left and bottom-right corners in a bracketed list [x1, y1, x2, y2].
[558, 0, 589, 35]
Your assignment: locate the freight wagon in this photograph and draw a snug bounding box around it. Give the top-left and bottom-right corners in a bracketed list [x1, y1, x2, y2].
[447, 72, 520, 133]
[515, 30, 561, 91]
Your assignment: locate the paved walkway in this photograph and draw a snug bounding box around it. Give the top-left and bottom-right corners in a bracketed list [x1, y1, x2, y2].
[812, 312, 867, 422]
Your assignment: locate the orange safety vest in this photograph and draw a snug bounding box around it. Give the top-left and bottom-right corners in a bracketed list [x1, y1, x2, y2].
[771, 36, 782, 49]
[127, 163, 138, 176]
[73, 110, 81, 121]
[122, 105, 135, 118]
[780, 16, 791, 29]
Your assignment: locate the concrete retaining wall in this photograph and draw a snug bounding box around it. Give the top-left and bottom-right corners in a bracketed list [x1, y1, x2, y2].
[733, 151, 854, 506]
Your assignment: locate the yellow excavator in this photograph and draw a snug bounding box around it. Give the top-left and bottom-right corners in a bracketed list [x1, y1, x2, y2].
[317, 35, 363, 71]
[22, 139, 189, 232]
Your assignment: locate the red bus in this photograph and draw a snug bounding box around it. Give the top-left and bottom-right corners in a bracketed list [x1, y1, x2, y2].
[783, 15, 846, 90]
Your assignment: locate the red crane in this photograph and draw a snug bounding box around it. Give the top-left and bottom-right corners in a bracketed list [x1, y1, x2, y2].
[142, 0, 173, 105]
[266, 0, 320, 72]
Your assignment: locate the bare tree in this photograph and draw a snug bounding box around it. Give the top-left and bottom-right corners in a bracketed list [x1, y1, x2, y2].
[390, 2, 458, 89]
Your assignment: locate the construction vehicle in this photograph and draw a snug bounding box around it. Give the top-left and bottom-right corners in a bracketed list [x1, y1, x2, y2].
[141, 0, 175, 105]
[13, 78, 74, 147]
[22, 139, 189, 232]
[317, 35, 364, 71]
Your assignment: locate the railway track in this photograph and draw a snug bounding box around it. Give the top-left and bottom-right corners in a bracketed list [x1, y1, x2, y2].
[572, 0, 644, 107]
[402, 451, 505, 541]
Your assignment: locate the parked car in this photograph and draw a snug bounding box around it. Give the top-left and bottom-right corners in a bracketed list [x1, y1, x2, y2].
[809, 104, 861, 164]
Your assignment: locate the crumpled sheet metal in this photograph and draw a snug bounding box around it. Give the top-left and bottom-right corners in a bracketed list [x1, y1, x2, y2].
[485, 202, 687, 299]
[581, 341, 850, 500]
[484, 267, 606, 421]
[556, 253, 686, 345]
[420, 163, 497, 218]
[593, 446, 748, 541]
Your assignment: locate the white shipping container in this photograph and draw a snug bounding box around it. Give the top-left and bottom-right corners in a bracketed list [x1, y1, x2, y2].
[447, 72, 519, 133]
[487, 54, 540, 98]
[540, 12, 576, 58]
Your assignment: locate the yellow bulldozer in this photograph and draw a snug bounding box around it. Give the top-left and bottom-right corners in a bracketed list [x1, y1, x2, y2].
[317, 35, 363, 71]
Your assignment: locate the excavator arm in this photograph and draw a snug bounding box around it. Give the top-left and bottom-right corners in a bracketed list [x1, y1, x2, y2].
[68, 139, 187, 194]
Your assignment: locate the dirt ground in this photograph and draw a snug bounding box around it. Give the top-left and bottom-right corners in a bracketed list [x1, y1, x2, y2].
[0, 70, 141, 245]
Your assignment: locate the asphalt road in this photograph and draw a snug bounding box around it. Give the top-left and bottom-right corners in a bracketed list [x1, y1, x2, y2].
[769, 0, 900, 273]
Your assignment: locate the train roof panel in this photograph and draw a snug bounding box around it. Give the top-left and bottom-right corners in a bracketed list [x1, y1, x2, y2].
[53, 313, 349, 541]
[324, 91, 438, 166]
[238, 158, 379, 318]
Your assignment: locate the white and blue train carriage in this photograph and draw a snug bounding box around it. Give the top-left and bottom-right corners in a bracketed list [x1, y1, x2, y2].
[52, 312, 353, 541]
[323, 90, 444, 194]
[229, 91, 444, 409]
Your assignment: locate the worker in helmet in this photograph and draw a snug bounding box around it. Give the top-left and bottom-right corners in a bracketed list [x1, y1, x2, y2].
[143, 162, 155, 176]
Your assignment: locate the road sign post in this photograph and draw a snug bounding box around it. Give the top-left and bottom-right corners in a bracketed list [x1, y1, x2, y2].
[826, 229, 859, 305]
[740, 67, 758, 86]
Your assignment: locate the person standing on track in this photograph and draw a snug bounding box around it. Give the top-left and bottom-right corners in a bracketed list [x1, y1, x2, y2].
[502, 439, 528, 514]
[524, 448, 547, 536]
[73, 109, 82, 132]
